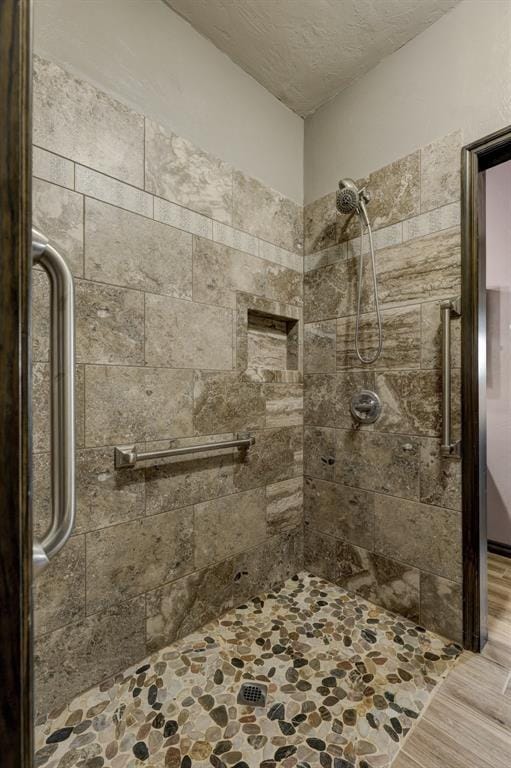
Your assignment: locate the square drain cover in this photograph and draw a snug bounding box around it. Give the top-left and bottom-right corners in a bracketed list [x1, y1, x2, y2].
[237, 682, 267, 707]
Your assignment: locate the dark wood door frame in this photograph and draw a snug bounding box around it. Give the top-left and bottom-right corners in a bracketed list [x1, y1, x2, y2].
[462, 124, 511, 652]
[0, 0, 32, 765]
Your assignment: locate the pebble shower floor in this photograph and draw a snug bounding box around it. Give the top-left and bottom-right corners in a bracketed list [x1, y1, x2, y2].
[34, 573, 462, 768]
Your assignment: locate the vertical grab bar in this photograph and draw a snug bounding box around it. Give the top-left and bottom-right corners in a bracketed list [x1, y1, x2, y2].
[32, 228, 75, 576]
[440, 297, 461, 459]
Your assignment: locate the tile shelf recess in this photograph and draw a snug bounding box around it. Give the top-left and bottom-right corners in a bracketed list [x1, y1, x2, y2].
[236, 292, 303, 383]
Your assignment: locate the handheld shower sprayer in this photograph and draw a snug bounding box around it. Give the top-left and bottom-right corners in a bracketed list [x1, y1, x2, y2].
[336, 178, 383, 364]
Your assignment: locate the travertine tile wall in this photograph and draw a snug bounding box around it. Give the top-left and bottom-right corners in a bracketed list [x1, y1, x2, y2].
[303, 130, 464, 643]
[32, 56, 304, 715]
[31, 54, 466, 717]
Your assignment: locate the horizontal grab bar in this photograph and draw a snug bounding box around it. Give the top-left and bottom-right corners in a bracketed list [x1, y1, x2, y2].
[114, 433, 256, 470]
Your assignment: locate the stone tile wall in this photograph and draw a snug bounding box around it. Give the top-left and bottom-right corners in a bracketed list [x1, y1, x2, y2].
[32, 54, 466, 718]
[303, 131, 464, 643]
[32, 56, 304, 715]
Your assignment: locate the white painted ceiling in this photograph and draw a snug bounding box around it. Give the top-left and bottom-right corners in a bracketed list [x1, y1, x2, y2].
[163, 0, 460, 116]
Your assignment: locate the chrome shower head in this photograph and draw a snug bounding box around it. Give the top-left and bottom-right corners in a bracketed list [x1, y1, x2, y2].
[336, 178, 361, 214]
[336, 178, 370, 225]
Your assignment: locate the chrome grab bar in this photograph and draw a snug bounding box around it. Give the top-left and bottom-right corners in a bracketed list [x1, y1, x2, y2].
[32, 228, 76, 576]
[440, 296, 461, 459]
[114, 433, 256, 470]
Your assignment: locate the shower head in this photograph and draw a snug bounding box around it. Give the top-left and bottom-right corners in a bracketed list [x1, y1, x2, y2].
[336, 178, 370, 225]
[336, 178, 360, 214]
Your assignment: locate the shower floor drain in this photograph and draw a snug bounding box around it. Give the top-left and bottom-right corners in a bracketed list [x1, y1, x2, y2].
[237, 682, 267, 707]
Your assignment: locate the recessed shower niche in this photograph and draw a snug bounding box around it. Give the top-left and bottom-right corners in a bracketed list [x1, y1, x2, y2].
[236, 293, 303, 382]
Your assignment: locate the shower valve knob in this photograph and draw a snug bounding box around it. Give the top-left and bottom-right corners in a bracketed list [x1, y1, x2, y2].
[350, 390, 382, 425]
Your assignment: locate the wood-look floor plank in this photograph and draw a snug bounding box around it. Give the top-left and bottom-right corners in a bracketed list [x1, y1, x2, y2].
[400, 715, 496, 768]
[390, 750, 425, 768]
[483, 636, 511, 669]
[424, 691, 511, 768]
[440, 652, 511, 728]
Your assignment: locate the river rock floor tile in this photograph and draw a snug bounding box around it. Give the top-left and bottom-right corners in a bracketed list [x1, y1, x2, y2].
[34, 573, 462, 768]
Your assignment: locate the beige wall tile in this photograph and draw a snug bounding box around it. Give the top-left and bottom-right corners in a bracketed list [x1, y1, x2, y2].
[304, 320, 336, 373]
[304, 192, 337, 255]
[34, 596, 146, 717]
[403, 201, 460, 241]
[233, 425, 303, 490]
[420, 437, 462, 511]
[375, 370, 442, 437]
[213, 220, 258, 257]
[366, 151, 420, 230]
[75, 280, 144, 365]
[335, 429, 420, 500]
[232, 528, 303, 602]
[194, 487, 266, 568]
[304, 243, 346, 272]
[304, 254, 373, 322]
[33, 146, 74, 189]
[75, 448, 145, 534]
[304, 476, 374, 550]
[304, 425, 336, 481]
[421, 299, 461, 369]
[233, 170, 302, 254]
[85, 199, 192, 298]
[421, 130, 463, 213]
[153, 196, 213, 239]
[144, 293, 233, 370]
[336, 306, 421, 370]
[304, 529, 338, 582]
[32, 453, 52, 539]
[76, 165, 153, 218]
[265, 261, 303, 307]
[259, 240, 302, 273]
[32, 268, 50, 363]
[33, 536, 85, 637]
[33, 363, 85, 451]
[145, 120, 233, 224]
[420, 572, 463, 642]
[193, 371, 265, 434]
[266, 477, 303, 535]
[32, 177, 84, 276]
[146, 560, 235, 652]
[192, 236, 265, 309]
[33, 56, 144, 186]
[304, 371, 375, 429]
[377, 228, 460, 308]
[374, 494, 461, 582]
[144, 435, 236, 515]
[86, 507, 194, 613]
[264, 383, 303, 428]
[85, 365, 193, 446]
[336, 542, 420, 622]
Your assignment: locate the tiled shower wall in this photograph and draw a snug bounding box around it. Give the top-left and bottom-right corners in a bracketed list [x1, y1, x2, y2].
[32, 56, 304, 715]
[302, 131, 463, 643]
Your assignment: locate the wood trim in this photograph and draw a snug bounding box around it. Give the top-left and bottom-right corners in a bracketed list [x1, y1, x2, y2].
[0, 0, 32, 765]
[488, 539, 511, 559]
[461, 124, 511, 652]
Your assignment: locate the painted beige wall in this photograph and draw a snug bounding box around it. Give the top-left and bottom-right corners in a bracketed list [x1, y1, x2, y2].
[33, 0, 304, 203]
[304, 0, 511, 203]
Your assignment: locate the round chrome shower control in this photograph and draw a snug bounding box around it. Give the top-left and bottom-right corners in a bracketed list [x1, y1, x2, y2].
[350, 390, 382, 425]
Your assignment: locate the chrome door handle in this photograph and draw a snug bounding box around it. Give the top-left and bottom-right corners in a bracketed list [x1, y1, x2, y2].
[440, 297, 461, 459]
[32, 228, 75, 576]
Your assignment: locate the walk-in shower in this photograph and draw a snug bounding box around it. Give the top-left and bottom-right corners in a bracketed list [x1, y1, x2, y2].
[336, 178, 383, 365]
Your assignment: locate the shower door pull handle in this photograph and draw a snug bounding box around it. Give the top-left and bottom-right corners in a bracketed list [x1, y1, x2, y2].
[32, 228, 76, 576]
[440, 297, 461, 459]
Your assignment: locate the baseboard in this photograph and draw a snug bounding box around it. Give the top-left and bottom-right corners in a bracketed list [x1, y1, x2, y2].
[488, 539, 511, 559]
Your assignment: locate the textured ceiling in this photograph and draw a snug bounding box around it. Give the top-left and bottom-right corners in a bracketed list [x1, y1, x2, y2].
[163, 0, 460, 116]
